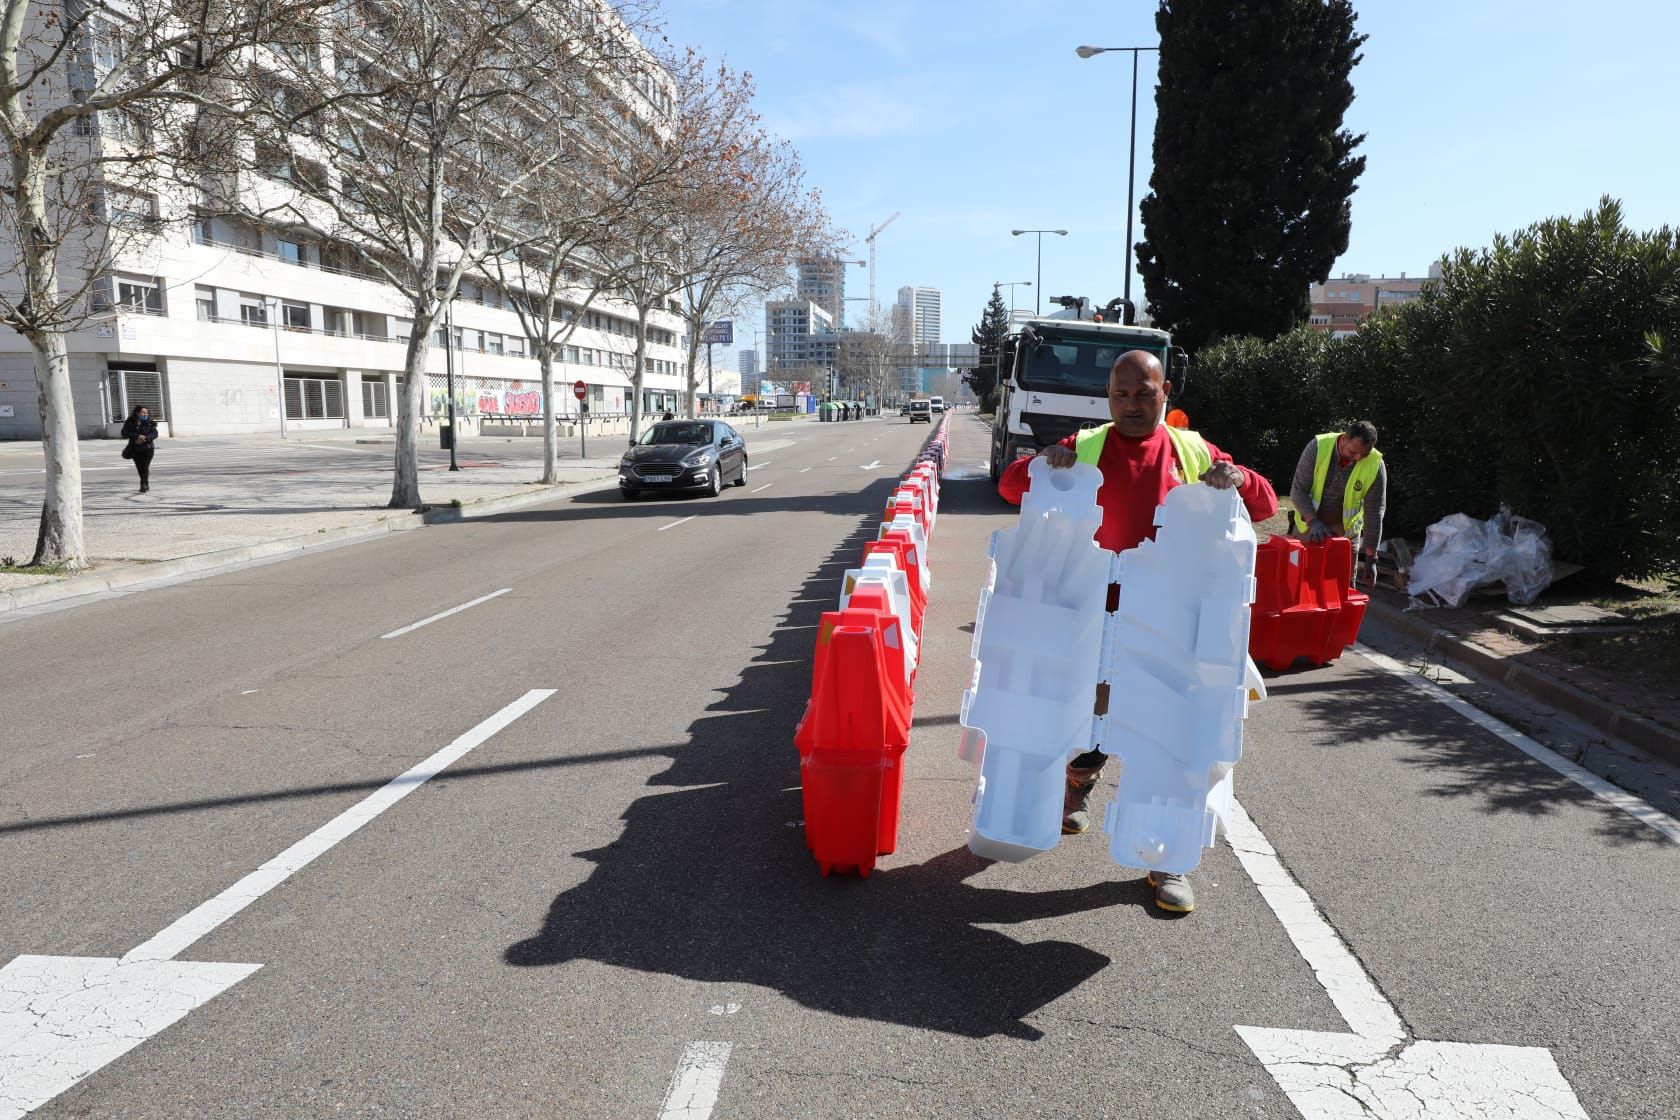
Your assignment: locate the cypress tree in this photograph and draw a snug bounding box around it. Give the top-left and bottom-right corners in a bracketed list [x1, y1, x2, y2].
[963, 288, 1011, 406]
[1136, 0, 1367, 352]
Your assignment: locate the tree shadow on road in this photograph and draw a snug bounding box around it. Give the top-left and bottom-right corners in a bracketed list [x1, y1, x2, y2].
[1271, 663, 1669, 848]
[503, 467, 1123, 1040]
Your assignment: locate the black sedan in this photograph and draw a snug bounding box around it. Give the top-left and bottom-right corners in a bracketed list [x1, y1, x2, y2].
[618, 419, 749, 499]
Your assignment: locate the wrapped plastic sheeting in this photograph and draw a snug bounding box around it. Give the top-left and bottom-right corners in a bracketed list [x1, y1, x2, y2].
[1407, 508, 1554, 608]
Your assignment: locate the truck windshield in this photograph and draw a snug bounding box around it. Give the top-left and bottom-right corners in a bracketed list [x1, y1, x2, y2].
[1019, 335, 1166, 394]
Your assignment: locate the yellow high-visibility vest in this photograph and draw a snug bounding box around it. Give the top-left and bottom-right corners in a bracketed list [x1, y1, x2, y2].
[1290, 431, 1384, 541]
[1073, 422, 1213, 483]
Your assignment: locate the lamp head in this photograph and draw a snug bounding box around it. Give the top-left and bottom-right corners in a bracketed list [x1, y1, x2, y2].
[1053, 229, 1068, 236]
[1010, 229, 1024, 236]
[1075, 45, 1105, 58]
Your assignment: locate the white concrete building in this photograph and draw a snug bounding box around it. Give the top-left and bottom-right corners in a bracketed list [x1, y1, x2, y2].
[0, 8, 689, 441]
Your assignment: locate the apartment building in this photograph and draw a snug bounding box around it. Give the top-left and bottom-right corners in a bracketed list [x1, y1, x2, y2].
[893, 285, 943, 395]
[0, 5, 689, 440]
[1306, 264, 1441, 338]
[764, 298, 838, 386]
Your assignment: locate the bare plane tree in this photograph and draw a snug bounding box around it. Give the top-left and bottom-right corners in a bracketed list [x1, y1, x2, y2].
[0, 0, 330, 567]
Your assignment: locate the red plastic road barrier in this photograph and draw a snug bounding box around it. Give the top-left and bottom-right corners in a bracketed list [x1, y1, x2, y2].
[1249, 536, 1368, 670]
[865, 537, 926, 635]
[793, 607, 913, 876]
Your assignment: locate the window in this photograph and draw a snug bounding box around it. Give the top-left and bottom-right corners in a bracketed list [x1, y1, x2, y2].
[195, 286, 216, 321]
[101, 188, 158, 230]
[361, 378, 388, 419]
[281, 302, 310, 331]
[114, 275, 164, 315]
[284, 375, 345, 419]
[276, 239, 303, 265]
[505, 337, 524, 358]
[255, 141, 292, 181]
[105, 365, 165, 422]
[323, 308, 350, 336]
[239, 296, 267, 326]
[485, 333, 503, 356]
[192, 216, 214, 245]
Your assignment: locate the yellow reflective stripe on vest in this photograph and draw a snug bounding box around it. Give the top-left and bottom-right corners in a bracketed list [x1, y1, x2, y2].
[1292, 432, 1383, 539]
[1073, 423, 1212, 483]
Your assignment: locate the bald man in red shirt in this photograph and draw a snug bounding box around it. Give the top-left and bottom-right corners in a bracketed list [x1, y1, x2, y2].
[998, 351, 1276, 913]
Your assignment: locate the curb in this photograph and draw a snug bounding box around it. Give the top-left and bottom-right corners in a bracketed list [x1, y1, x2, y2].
[0, 471, 619, 616]
[1365, 596, 1680, 769]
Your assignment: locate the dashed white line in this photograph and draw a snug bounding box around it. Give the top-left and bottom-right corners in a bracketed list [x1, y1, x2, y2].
[1355, 643, 1680, 843]
[657, 516, 698, 532]
[799, 467, 812, 474]
[826, 456, 837, 461]
[380, 588, 511, 639]
[750, 484, 772, 493]
[753, 461, 772, 469]
[657, 1042, 732, 1120]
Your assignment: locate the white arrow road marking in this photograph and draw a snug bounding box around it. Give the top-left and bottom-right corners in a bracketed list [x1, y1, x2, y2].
[657, 1042, 732, 1120]
[0, 690, 555, 1120]
[656, 516, 697, 532]
[380, 587, 511, 639]
[1227, 800, 1592, 1118]
[1354, 644, 1680, 843]
[860, 460, 881, 470]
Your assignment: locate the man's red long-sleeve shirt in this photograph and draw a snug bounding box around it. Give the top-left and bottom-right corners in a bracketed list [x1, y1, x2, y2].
[998, 425, 1278, 554]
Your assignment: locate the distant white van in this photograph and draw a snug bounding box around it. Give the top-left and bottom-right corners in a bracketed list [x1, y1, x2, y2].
[929, 395, 946, 413]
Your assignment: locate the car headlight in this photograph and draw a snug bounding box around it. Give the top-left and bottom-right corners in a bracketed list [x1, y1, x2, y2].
[681, 448, 716, 467]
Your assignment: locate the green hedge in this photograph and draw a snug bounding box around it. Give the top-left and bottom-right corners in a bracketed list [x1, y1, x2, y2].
[1182, 199, 1680, 582]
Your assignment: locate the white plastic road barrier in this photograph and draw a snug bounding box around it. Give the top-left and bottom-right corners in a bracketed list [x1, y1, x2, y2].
[879, 514, 930, 592]
[960, 459, 1110, 861]
[1097, 484, 1259, 874]
[840, 554, 919, 679]
[959, 462, 1265, 873]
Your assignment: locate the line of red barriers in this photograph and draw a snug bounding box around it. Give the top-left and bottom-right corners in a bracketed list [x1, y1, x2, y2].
[792, 417, 950, 877]
[1248, 535, 1370, 671]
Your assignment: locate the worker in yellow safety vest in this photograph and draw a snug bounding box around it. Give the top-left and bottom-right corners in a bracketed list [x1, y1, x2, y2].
[1289, 421, 1387, 580]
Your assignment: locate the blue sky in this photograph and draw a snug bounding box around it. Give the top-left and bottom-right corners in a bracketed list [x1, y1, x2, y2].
[656, 0, 1680, 351]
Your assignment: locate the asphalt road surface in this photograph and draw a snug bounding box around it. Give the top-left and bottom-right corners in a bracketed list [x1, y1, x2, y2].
[2, 412, 1675, 1119]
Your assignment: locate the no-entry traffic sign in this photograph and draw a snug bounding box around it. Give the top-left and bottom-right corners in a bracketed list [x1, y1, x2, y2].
[572, 380, 587, 401]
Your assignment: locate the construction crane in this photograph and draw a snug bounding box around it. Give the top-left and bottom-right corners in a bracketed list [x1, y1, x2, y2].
[864, 211, 900, 321]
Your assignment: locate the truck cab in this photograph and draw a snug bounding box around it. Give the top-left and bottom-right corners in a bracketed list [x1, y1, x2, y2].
[987, 297, 1188, 481]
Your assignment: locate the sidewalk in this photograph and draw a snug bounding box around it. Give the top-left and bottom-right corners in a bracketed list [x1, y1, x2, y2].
[1362, 585, 1680, 768]
[0, 417, 809, 611]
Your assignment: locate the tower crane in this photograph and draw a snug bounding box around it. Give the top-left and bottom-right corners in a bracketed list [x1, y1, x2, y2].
[864, 211, 900, 321]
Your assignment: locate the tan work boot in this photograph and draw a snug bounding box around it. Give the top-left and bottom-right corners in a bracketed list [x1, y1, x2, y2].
[1062, 763, 1105, 834]
[1147, 871, 1196, 913]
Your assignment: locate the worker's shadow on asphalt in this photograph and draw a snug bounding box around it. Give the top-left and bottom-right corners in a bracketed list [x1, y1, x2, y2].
[505, 472, 1122, 1041]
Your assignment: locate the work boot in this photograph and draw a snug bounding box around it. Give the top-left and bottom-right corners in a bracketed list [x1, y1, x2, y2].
[1147, 871, 1195, 914]
[1061, 763, 1104, 834]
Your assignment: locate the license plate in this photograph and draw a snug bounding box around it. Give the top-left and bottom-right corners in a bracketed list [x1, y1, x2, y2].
[643, 474, 673, 483]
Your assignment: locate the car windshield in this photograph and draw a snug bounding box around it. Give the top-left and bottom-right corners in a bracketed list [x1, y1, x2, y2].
[639, 422, 712, 446]
[1019, 334, 1166, 394]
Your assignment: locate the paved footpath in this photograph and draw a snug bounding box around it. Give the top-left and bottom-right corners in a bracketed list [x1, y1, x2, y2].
[0, 415, 805, 601]
[1, 412, 1675, 1118]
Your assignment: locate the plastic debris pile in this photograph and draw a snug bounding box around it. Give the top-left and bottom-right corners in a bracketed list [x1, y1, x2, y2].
[1406, 508, 1554, 608]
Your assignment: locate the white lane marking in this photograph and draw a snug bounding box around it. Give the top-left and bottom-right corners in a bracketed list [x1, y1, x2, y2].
[1226, 800, 1404, 1045]
[0, 467, 128, 475]
[846, 447, 855, 452]
[749, 484, 772, 493]
[1228, 799, 1592, 1117]
[1355, 643, 1680, 844]
[657, 516, 698, 532]
[240, 689, 259, 695]
[860, 460, 881, 470]
[799, 467, 812, 474]
[753, 461, 772, 469]
[124, 689, 556, 963]
[826, 456, 837, 461]
[380, 588, 512, 640]
[657, 1042, 732, 1120]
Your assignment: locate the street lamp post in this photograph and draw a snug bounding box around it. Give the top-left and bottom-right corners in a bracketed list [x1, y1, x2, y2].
[1075, 44, 1159, 310]
[438, 291, 460, 472]
[1009, 229, 1067, 314]
[992, 280, 1033, 317]
[266, 297, 287, 439]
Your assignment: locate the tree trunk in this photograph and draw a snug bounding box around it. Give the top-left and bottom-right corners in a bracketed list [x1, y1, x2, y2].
[389, 332, 426, 508]
[629, 305, 648, 443]
[28, 330, 87, 569]
[540, 345, 557, 484]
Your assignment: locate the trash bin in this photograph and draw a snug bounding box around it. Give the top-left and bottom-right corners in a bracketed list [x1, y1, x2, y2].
[439, 421, 454, 450]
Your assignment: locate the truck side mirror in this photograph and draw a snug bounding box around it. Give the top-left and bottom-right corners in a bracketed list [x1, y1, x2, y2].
[1168, 347, 1190, 399]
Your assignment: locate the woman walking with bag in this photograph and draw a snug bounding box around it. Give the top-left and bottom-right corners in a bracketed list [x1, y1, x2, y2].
[121, 405, 158, 493]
